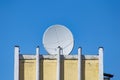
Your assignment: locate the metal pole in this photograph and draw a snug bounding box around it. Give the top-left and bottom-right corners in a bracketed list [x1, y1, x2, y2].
[14, 46, 20, 80]
[78, 47, 82, 80]
[57, 46, 62, 80]
[36, 46, 40, 80]
[99, 47, 104, 80]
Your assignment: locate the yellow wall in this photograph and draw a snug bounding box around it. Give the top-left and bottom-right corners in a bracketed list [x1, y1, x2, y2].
[19, 59, 98, 80]
[19, 60, 36, 80]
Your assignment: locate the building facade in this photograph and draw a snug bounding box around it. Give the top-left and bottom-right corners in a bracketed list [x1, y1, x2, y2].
[14, 46, 104, 80]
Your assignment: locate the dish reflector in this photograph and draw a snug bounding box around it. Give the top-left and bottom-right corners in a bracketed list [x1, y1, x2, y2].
[43, 24, 74, 55]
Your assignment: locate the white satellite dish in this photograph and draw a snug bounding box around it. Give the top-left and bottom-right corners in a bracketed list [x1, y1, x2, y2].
[43, 24, 74, 55]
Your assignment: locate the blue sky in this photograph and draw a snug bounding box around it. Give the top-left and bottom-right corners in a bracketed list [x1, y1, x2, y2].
[0, 0, 120, 80]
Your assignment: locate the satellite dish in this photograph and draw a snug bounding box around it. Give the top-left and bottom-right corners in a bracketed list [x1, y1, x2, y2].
[43, 24, 74, 55]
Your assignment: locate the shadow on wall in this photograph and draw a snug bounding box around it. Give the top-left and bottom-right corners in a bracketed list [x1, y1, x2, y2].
[82, 59, 86, 80]
[19, 60, 24, 80]
[60, 56, 64, 80]
[40, 60, 43, 80]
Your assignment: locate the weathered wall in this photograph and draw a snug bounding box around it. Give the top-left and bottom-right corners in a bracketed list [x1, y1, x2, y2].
[19, 59, 98, 80]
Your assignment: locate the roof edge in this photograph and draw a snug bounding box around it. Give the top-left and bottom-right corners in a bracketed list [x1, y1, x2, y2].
[19, 54, 99, 60]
